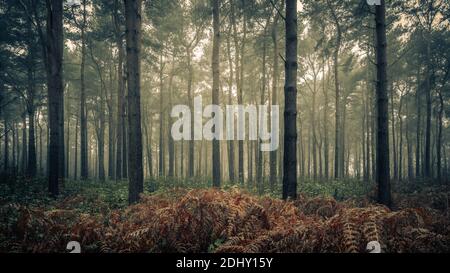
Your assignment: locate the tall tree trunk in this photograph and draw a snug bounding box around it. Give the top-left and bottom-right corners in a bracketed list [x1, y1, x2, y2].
[437, 89, 444, 184]
[74, 110, 79, 180]
[46, 0, 64, 196]
[107, 61, 115, 179]
[80, 0, 88, 180]
[257, 23, 269, 194]
[26, 17, 37, 177]
[98, 96, 106, 181]
[282, 0, 298, 200]
[327, 0, 342, 180]
[158, 54, 165, 177]
[424, 32, 432, 179]
[231, 0, 246, 184]
[270, 11, 280, 189]
[65, 109, 70, 178]
[322, 58, 329, 180]
[114, 0, 125, 180]
[124, 0, 143, 204]
[226, 33, 235, 183]
[187, 50, 195, 177]
[37, 113, 43, 175]
[416, 68, 421, 178]
[211, 0, 221, 188]
[168, 60, 175, 177]
[375, 0, 391, 208]
[390, 83, 398, 180]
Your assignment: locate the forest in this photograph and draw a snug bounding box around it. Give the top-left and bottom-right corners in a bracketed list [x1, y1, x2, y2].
[0, 0, 449, 253]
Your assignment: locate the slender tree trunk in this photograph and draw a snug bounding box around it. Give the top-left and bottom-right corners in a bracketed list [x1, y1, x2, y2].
[65, 110, 70, 178]
[168, 60, 175, 177]
[327, 1, 342, 180]
[231, 0, 246, 184]
[424, 32, 432, 179]
[390, 83, 397, 181]
[80, 0, 88, 180]
[143, 116, 153, 178]
[270, 12, 280, 188]
[437, 89, 444, 183]
[416, 68, 422, 178]
[282, 0, 298, 200]
[21, 117, 27, 174]
[3, 120, 8, 174]
[187, 50, 195, 177]
[375, 0, 391, 208]
[257, 23, 269, 194]
[38, 114, 43, 175]
[26, 16, 37, 177]
[406, 123, 413, 180]
[226, 33, 235, 183]
[211, 0, 221, 188]
[124, 0, 143, 204]
[114, 0, 125, 180]
[74, 111, 79, 180]
[322, 58, 329, 181]
[107, 64, 115, 179]
[158, 54, 165, 177]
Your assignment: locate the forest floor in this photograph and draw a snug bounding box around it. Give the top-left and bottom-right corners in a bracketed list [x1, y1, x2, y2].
[0, 177, 449, 253]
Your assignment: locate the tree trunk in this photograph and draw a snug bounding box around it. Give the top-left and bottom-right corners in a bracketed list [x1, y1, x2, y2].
[158, 54, 165, 177]
[46, 0, 64, 197]
[168, 60, 175, 177]
[124, 0, 144, 204]
[26, 16, 37, 177]
[416, 68, 421, 178]
[226, 32, 235, 183]
[257, 22, 269, 194]
[424, 32, 432, 179]
[327, 1, 342, 180]
[3, 120, 8, 174]
[322, 58, 329, 180]
[375, 0, 391, 208]
[406, 123, 413, 180]
[80, 0, 88, 180]
[65, 108, 70, 178]
[187, 50, 195, 178]
[270, 12, 280, 189]
[114, 0, 125, 180]
[107, 62, 115, 179]
[437, 89, 444, 183]
[390, 83, 398, 181]
[74, 110, 79, 180]
[231, 0, 245, 184]
[282, 0, 298, 200]
[211, 0, 221, 188]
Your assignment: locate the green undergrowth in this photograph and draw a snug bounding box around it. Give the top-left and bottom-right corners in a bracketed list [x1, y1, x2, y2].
[0, 175, 443, 212]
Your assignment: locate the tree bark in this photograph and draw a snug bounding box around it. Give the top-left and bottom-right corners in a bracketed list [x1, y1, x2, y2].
[124, 0, 144, 204]
[327, 0, 342, 180]
[375, 0, 391, 208]
[226, 32, 235, 183]
[46, 0, 64, 197]
[80, 0, 88, 180]
[270, 11, 280, 189]
[282, 0, 298, 200]
[114, 0, 125, 180]
[211, 0, 221, 188]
